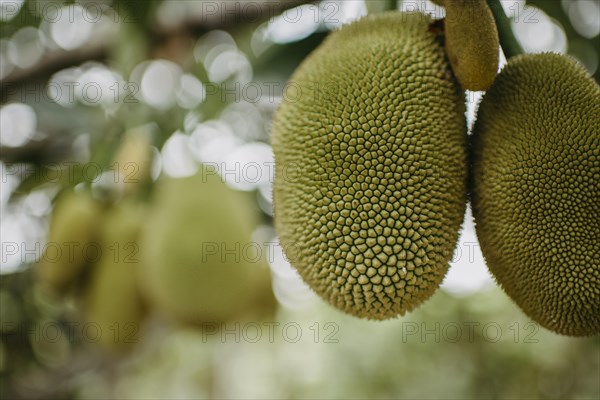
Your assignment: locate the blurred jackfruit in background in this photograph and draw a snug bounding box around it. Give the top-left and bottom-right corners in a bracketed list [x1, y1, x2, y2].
[0, 1, 599, 399]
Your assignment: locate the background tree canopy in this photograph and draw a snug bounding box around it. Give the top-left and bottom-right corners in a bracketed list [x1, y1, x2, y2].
[0, 1, 598, 399]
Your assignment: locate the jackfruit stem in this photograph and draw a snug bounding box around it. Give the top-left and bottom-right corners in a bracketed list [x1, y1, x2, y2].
[366, 0, 397, 14]
[486, 0, 524, 59]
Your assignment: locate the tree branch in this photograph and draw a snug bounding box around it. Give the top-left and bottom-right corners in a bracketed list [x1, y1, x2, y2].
[1, 0, 310, 94]
[487, 0, 524, 59]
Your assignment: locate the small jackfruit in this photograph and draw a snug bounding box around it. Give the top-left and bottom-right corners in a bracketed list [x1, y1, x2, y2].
[471, 53, 600, 336]
[36, 190, 102, 294]
[272, 12, 468, 320]
[82, 201, 146, 351]
[112, 127, 153, 194]
[138, 168, 275, 324]
[444, 0, 499, 90]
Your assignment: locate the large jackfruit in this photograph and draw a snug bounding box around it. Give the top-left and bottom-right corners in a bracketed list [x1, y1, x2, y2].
[36, 190, 102, 294]
[83, 200, 146, 351]
[272, 12, 468, 320]
[138, 168, 275, 324]
[471, 53, 600, 336]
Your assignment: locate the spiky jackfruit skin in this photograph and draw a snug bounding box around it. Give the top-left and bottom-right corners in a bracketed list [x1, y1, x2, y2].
[138, 169, 275, 324]
[272, 12, 468, 320]
[37, 190, 102, 294]
[445, 0, 499, 91]
[83, 201, 146, 351]
[471, 53, 600, 336]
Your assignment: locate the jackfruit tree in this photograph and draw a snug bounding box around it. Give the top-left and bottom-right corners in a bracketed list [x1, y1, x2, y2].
[1, 0, 599, 399]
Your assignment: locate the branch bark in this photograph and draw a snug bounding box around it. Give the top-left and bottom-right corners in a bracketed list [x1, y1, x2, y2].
[1, 0, 310, 94]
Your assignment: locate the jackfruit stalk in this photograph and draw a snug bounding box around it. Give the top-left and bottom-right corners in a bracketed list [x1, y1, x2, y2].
[272, 12, 468, 320]
[471, 53, 600, 336]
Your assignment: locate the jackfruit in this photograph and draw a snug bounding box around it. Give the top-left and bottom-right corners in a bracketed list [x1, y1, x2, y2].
[138, 168, 275, 324]
[112, 127, 153, 194]
[82, 200, 146, 351]
[37, 190, 102, 294]
[272, 12, 468, 320]
[444, 0, 499, 91]
[470, 53, 600, 336]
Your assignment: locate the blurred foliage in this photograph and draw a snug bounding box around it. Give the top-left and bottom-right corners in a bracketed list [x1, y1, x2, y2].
[0, 0, 599, 399]
[528, 0, 600, 80]
[3, 273, 599, 399]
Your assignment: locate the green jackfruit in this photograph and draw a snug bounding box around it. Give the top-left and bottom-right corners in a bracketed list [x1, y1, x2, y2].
[445, 0, 499, 90]
[82, 201, 146, 351]
[37, 190, 102, 294]
[138, 168, 275, 324]
[272, 12, 468, 320]
[113, 128, 153, 194]
[471, 53, 600, 336]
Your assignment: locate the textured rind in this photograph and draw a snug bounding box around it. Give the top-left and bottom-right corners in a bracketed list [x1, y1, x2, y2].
[445, 0, 499, 91]
[272, 12, 468, 320]
[471, 53, 600, 336]
[138, 169, 275, 324]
